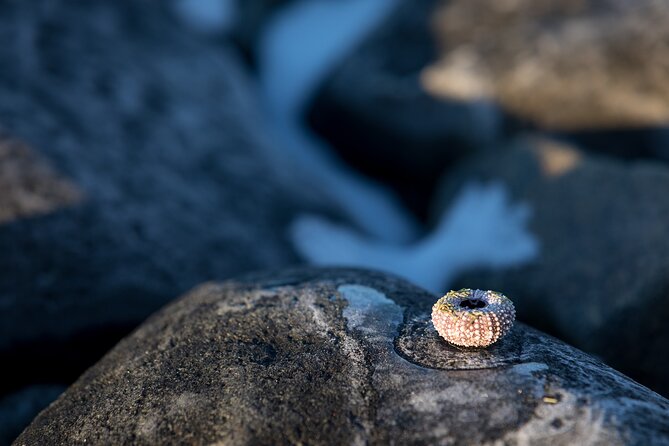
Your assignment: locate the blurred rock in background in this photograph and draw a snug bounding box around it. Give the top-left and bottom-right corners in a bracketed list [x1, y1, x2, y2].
[231, 0, 293, 62]
[448, 136, 669, 395]
[0, 0, 343, 438]
[307, 0, 501, 218]
[306, 0, 669, 218]
[0, 138, 83, 224]
[171, 0, 294, 66]
[422, 0, 669, 161]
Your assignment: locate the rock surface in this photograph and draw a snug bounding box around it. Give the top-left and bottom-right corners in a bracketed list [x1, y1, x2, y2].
[444, 137, 669, 396]
[424, 0, 669, 130]
[307, 0, 500, 215]
[173, 0, 295, 62]
[0, 0, 335, 398]
[16, 269, 669, 445]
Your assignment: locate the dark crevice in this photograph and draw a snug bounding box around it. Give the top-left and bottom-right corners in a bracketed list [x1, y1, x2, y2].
[459, 298, 487, 309]
[0, 323, 137, 398]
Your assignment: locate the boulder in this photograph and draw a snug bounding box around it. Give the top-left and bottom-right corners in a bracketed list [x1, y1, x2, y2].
[0, 0, 335, 398]
[424, 0, 669, 130]
[443, 137, 669, 396]
[15, 269, 669, 445]
[306, 0, 499, 215]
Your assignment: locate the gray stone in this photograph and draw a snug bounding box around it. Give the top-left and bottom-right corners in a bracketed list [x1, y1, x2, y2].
[306, 0, 499, 214]
[441, 137, 669, 396]
[0, 0, 335, 394]
[15, 269, 669, 445]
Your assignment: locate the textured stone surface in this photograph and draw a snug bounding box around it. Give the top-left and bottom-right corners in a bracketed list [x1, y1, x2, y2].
[443, 137, 669, 396]
[0, 0, 335, 399]
[16, 269, 669, 445]
[424, 0, 669, 130]
[307, 0, 499, 215]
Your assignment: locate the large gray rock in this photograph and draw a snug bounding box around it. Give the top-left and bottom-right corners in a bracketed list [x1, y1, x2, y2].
[15, 269, 669, 445]
[306, 0, 499, 214]
[0, 0, 335, 400]
[444, 137, 669, 396]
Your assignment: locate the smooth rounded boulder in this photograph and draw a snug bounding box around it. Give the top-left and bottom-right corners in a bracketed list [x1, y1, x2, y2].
[15, 269, 669, 445]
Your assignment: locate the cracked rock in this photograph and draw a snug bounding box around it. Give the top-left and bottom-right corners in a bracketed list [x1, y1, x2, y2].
[15, 268, 669, 445]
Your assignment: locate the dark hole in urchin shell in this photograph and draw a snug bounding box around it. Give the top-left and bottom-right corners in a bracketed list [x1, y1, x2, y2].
[459, 298, 487, 309]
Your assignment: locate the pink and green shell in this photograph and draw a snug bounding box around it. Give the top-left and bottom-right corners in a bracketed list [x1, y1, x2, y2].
[431, 289, 515, 348]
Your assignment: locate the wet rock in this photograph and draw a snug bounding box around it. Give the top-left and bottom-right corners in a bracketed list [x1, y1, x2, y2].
[424, 0, 669, 130]
[443, 137, 669, 396]
[15, 269, 669, 445]
[307, 0, 499, 216]
[0, 0, 334, 396]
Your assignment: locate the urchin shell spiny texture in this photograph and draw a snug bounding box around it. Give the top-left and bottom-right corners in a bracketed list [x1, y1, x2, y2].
[432, 289, 515, 348]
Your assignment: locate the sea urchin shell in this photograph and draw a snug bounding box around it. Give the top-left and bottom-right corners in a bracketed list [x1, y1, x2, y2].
[431, 289, 515, 348]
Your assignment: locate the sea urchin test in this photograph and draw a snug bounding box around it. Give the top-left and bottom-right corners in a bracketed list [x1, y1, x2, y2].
[432, 289, 515, 348]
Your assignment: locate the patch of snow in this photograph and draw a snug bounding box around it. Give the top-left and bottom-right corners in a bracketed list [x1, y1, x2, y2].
[292, 182, 539, 294]
[258, 0, 418, 243]
[172, 0, 236, 34]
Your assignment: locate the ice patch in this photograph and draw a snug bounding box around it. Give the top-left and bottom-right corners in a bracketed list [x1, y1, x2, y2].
[172, 0, 236, 33]
[292, 182, 539, 294]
